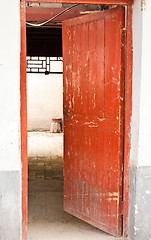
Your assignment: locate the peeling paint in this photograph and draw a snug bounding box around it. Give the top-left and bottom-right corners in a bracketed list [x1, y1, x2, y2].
[83, 121, 98, 128]
[80, 10, 100, 15]
[108, 197, 118, 201]
[98, 118, 105, 122]
[141, 0, 146, 11]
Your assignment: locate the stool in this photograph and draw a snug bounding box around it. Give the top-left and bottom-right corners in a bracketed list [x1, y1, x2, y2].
[50, 118, 62, 133]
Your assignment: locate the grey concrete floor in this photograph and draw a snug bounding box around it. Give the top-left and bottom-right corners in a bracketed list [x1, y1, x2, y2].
[28, 132, 121, 240]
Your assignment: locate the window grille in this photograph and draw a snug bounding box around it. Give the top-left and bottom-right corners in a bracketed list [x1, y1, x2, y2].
[26, 56, 63, 74]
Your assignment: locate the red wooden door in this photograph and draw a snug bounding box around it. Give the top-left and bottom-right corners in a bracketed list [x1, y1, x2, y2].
[63, 7, 125, 237]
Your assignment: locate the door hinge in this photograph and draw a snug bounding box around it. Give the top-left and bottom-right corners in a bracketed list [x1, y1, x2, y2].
[121, 201, 124, 215]
[122, 28, 127, 46]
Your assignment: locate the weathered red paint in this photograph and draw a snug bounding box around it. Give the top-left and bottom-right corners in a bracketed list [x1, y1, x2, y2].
[20, 1, 27, 239]
[63, 7, 125, 237]
[26, 0, 133, 5]
[123, 5, 133, 237]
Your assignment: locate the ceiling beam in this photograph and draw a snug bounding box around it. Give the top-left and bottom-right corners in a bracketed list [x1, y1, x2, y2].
[26, 6, 100, 21]
[26, 0, 133, 6]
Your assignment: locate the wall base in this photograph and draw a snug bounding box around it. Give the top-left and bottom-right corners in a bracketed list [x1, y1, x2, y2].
[0, 171, 21, 240]
[129, 165, 151, 240]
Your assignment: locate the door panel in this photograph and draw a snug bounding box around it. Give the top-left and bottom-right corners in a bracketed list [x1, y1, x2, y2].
[63, 7, 125, 237]
[88, 20, 104, 116]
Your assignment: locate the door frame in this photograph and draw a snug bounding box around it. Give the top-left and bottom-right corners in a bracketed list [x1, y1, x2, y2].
[20, 0, 132, 239]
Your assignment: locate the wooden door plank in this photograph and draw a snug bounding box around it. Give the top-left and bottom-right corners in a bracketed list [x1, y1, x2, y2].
[79, 23, 89, 115]
[88, 20, 104, 116]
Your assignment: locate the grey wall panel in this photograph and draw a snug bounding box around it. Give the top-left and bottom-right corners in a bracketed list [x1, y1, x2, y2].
[129, 165, 151, 240]
[0, 171, 21, 240]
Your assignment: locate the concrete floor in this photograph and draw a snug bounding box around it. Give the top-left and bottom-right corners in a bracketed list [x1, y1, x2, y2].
[28, 132, 121, 240]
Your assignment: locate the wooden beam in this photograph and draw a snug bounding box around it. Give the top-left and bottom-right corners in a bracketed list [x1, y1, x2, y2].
[26, 6, 100, 21]
[26, 0, 133, 6]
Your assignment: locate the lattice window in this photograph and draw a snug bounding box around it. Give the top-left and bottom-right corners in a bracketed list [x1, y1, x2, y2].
[26, 56, 63, 74]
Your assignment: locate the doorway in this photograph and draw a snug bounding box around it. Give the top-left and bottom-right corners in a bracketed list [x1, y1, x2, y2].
[20, 0, 132, 239]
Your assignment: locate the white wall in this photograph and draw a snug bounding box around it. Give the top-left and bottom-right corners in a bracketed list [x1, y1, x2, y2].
[27, 73, 63, 131]
[0, 0, 21, 171]
[130, 0, 143, 166]
[131, 0, 151, 167]
[138, 0, 151, 166]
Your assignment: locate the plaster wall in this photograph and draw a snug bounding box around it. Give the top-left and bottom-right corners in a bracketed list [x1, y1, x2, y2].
[27, 73, 63, 131]
[138, 0, 151, 167]
[130, 0, 142, 167]
[0, 0, 21, 171]
[0, 1, 21, 239]
[131, 0, 151, 167]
